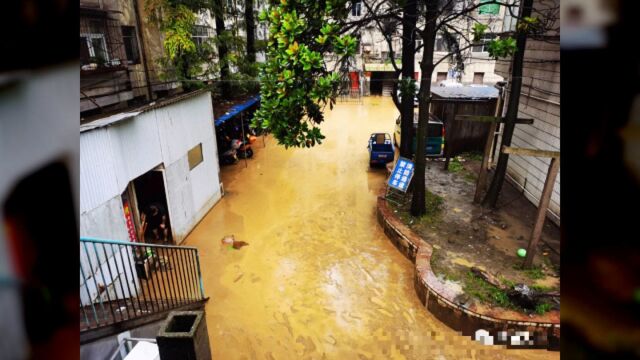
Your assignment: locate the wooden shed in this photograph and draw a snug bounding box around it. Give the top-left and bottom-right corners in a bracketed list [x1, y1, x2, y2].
[429, 85, 498, 157]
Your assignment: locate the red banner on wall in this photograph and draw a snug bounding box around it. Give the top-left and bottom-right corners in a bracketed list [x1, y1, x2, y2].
[123, 199, 137, 242]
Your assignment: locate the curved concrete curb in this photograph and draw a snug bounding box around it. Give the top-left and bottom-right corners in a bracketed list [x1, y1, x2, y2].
[376, 189, 560, 351]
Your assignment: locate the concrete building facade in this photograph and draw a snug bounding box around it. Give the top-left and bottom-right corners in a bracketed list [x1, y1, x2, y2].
[331, 0, 510, 96]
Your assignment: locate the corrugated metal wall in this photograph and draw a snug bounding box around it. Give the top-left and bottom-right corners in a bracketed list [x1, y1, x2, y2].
[493, 37, 560, 225]
[80, 91, 221, 242]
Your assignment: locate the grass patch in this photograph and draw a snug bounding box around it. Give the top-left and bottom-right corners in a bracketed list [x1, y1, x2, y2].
[463, 271, 513, 309]
[511, 264, 546, 280]
[461, 151, 484, 162]
[463, 171, 477, 183]
[448, 158, 464, 173]
[535, 303, 552, 315]
[389, 190, 444, 228]
[531, 284, 555, 293]
[500, 276, 516, 289]
[426, 190, 444, 213]
[523, 266, 545, 280]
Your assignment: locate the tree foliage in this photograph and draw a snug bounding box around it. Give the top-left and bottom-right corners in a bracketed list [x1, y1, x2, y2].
[146, 0, 260, 96]
[146, 0, 216, 89]
[252, 1, 358, 148]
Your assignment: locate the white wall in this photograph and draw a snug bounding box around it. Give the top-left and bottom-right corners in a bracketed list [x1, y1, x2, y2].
[493, 36, 561, 225]
[79, 91, 221, 306]
[80, 91, 221, 244]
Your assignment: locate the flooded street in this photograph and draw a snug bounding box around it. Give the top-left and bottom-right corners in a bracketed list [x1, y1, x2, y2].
[184, 97, 559, 359]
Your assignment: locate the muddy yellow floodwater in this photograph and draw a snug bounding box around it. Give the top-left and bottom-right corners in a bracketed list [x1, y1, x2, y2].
[184, 97, 559, 359]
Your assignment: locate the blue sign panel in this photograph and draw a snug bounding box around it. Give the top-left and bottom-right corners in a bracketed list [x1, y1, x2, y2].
[388, 157, 415, 192]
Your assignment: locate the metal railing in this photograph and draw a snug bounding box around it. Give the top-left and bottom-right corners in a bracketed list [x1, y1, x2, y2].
[79, 237, 205, 332]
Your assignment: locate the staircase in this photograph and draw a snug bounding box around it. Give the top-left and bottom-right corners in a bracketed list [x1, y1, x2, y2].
[79, 237, 208, 344]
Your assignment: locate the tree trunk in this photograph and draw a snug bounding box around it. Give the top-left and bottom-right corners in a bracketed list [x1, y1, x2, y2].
[214, 0, 230, 98]
[482, 0, 533, 208]
[400, 0, 417, 159]
[245, 0, 256, 63]
[391, 72, 402, 111]
[410, 1, 438, 217]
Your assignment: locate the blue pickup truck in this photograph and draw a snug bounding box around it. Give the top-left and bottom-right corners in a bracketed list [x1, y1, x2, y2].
[368, 133, 395, 167]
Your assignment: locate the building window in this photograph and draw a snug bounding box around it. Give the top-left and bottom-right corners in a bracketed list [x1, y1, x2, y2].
[436, 72, 447, 82]
[121, 26, 140, 64]
[473, 72, 485, 84]
[472, 33, 497, 52]
[80, 33, 110, 64]
[435, 34, 459, 52]
[188, 143, 204, 170]
[192, 25, 213, 53]
[352, 0, 362, 16]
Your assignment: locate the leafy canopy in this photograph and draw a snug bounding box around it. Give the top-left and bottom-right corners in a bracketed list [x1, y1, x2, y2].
[252, 0, 358, 148]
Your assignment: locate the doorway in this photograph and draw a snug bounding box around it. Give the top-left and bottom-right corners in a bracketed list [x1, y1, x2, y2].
[370, 72, 384, 95]
[131, 167, 173, 244]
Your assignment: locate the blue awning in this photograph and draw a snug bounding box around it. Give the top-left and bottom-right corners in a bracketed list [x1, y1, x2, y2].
[214, 95, 261, 127]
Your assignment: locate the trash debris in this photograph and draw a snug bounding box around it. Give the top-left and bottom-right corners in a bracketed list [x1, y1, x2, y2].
[221, 235, 249, 250]
[507, 284, 537, 310]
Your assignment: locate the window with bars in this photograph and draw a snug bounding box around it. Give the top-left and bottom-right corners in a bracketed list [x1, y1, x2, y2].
[121, 26, 140, 64]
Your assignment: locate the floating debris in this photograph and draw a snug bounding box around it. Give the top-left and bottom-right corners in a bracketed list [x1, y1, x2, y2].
[221, 235, 250, 250]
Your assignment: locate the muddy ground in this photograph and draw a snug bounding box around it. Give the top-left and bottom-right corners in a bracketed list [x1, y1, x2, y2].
[390, 153, 560, 315]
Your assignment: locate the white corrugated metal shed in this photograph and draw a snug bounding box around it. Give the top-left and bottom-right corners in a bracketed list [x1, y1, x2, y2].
[80, 90, 221, 244]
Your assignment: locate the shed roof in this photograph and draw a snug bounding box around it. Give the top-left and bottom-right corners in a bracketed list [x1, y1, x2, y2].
[431, 86, 498, 100]
[80, 89, 211, 133]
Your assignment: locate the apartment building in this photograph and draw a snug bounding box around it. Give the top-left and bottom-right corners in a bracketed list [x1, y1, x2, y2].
[330, 0, 509, 96]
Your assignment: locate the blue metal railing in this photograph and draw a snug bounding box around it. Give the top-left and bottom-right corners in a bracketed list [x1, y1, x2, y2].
[79, 237, 205, 331]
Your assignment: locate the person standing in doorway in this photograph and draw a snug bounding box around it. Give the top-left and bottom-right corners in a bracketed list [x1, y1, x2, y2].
[143, 203, 170, 243]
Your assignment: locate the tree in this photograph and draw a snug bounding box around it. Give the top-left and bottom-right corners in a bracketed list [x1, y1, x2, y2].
[146, 0, 216, 90]
[252, 0, 395, 148]
[399, 0, 418, 159]
[364, 0, 415, 159]
[211, 0, 232, 96]
[371, 0, 519, 216]
[245, 0, 257, 62]
[146, 0, 264, 98]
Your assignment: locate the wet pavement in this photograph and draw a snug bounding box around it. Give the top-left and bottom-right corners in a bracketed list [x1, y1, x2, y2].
[184, 97, 559, 359]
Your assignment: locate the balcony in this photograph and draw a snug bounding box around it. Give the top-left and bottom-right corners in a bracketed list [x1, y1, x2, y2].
[79, 237, 208, 344]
